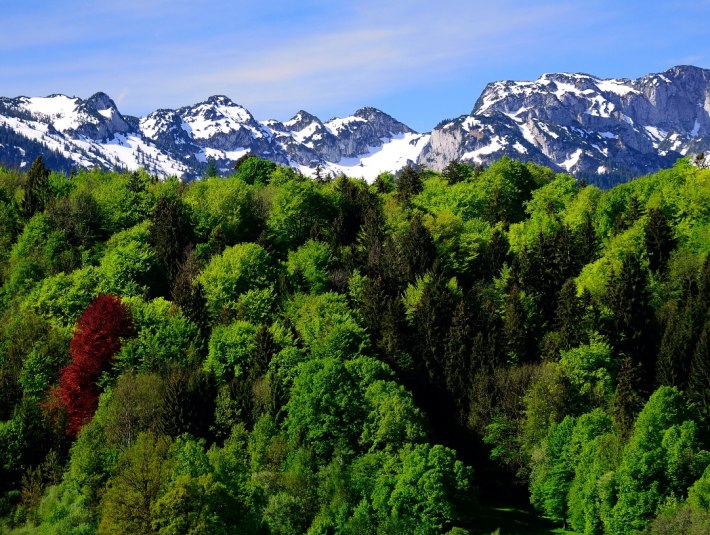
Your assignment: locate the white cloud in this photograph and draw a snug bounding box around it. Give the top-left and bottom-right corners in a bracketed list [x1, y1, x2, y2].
[3, 0, 710, 129]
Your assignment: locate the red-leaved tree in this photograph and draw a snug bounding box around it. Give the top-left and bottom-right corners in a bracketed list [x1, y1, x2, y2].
[56, 294, 134, 437]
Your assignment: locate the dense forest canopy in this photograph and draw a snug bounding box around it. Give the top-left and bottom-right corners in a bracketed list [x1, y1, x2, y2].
[0, 155, 708, 534]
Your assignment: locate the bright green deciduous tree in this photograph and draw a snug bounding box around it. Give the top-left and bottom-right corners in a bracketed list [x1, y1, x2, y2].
[197, 242, 273, 317]
[286, 239, 333, 294]
[610, 387, 710, 534]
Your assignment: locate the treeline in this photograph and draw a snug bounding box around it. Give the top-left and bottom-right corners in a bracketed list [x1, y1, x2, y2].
[0, 155, 708, 534]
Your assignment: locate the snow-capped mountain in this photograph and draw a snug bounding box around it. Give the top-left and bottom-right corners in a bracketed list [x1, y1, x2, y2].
[1, 65, 709, 184]
[418, 65, 710, 182]
[0, 92, 425, 181]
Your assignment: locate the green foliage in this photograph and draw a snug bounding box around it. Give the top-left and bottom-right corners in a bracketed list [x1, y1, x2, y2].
[115, 297, 201, 371]
[205, 320, 258, 383]
[25, 267, 100, 328]
[559, 334, 616, 403]
[267, 179, 335, 249]
[183, 176, 255, 245]
[97, 432, 173, 534]
[237, 156, 277, 186]
[610, 387, 709, 534]
[351, 443, 474, 534]
[96, 222, 157, 297]
[197, 242, 273, 317]
[3, 157, 710, 534]
[286, 239, 333, 293]
[285, 357, 369, 460]
[284, 292, 369, 361]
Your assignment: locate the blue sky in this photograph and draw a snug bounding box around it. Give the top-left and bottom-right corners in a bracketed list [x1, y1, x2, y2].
[2, 0, 709, 132]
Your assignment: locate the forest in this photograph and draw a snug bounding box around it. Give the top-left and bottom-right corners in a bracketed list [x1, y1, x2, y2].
[0, 154, 708, 534]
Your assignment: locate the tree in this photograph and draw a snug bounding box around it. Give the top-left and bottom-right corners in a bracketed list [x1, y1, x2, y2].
[286, 240, 333, 293]
[552, 279, 589, 353]
[395, 165, 423, 204]
[266, 180, 335, 249]
[504, 283, 531, 364]
[400, 215, 437, 283]
[284, 357, 368, 461]
[443, 300, 472, 419]
[237, 156, 277, 186]
[605, 253, 657, 385]
[655, 301, 694, 389]
[356, 444, 474, 533]
[529, 416, 576, 525]
[55, 294, 134, 437]
[610, 387, 709, 535]
[22, 156, 51, 218]
[612, 357, 646, 440]
[442, 160, 472, 185]
[148, 195, 194, 295]
[645, 207, 676, 274]
[205, 321, 259, 384]
[688, 318, 710, 425]
[98, 432, 173, 534]
[205, 158, 218, 178]
[197, 242, 273, 318]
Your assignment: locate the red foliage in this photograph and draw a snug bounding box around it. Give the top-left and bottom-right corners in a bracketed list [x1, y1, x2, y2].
[57, 294, 134, 437]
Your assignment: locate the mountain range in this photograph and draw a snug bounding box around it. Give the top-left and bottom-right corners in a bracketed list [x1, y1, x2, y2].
[1, 65, 709, 185]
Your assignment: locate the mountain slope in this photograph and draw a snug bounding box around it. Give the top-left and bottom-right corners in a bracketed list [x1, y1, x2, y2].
[419, 65, 710, 183]
[1, 65, 709, 184]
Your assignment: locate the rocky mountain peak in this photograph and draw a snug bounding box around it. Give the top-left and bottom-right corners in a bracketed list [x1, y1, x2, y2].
[284, 110, 323, 132]
[2, 65, 710, 185]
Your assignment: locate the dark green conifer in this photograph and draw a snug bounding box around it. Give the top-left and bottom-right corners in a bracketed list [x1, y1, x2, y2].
[688, 318, 710, 425]
[400, 214, 437, 283]
[149, 196, 195, 295]
[442, 160, 471, 185]
[395, 165, 423, 204]
[444, 300, 472, 420]
[612, 357, 645, 440]
[605, 253, 657, 383]
[655, 302, 694, 388]
[205, 158, 218, 178]
[644, 207, 676, 274]
[22, 156, 51, 218]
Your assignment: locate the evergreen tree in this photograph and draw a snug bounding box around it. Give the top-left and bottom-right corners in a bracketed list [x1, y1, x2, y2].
[626, 194, 643, 224]
[443, 300, 472, 420]
[655, 302, 694, 389]
[21, 156, 51, 218]
[442, 160, 471, 185]
[149, 195, 195, 295]
[504, 283, 530, 364]
[413, 268, 456, 389]
[688, 317, 710, 425]
[400, 214, 437, 283]
[481, 228, 510, 280]
[605, 253, 657, 386]
[573, 212, 598, 266]
[553, 279, 588, 352]
[395, 165, 423, 204]
[612, 357, 645, 440]
[172, 258, 210, 340]
[644, 207, 676, 274]
[205, 158, 218, 178]
[484, 185, 508, 225]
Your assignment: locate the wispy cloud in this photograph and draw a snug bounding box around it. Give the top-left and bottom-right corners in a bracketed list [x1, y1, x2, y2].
[3, 0, 710, 130]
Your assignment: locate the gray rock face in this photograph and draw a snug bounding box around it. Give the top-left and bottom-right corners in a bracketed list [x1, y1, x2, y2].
[1, 65, 709, 184]
[0, 91, 415, 179]
[419, 65, 710, 183]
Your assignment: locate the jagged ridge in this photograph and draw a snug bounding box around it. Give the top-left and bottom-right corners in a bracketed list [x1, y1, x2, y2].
[1, 65, 709, 184]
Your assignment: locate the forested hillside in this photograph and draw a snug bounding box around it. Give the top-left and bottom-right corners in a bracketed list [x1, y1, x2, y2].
[0, 155, 708, 534]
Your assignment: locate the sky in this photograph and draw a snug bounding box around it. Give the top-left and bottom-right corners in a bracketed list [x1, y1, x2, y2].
[2, 0, 710, 132]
